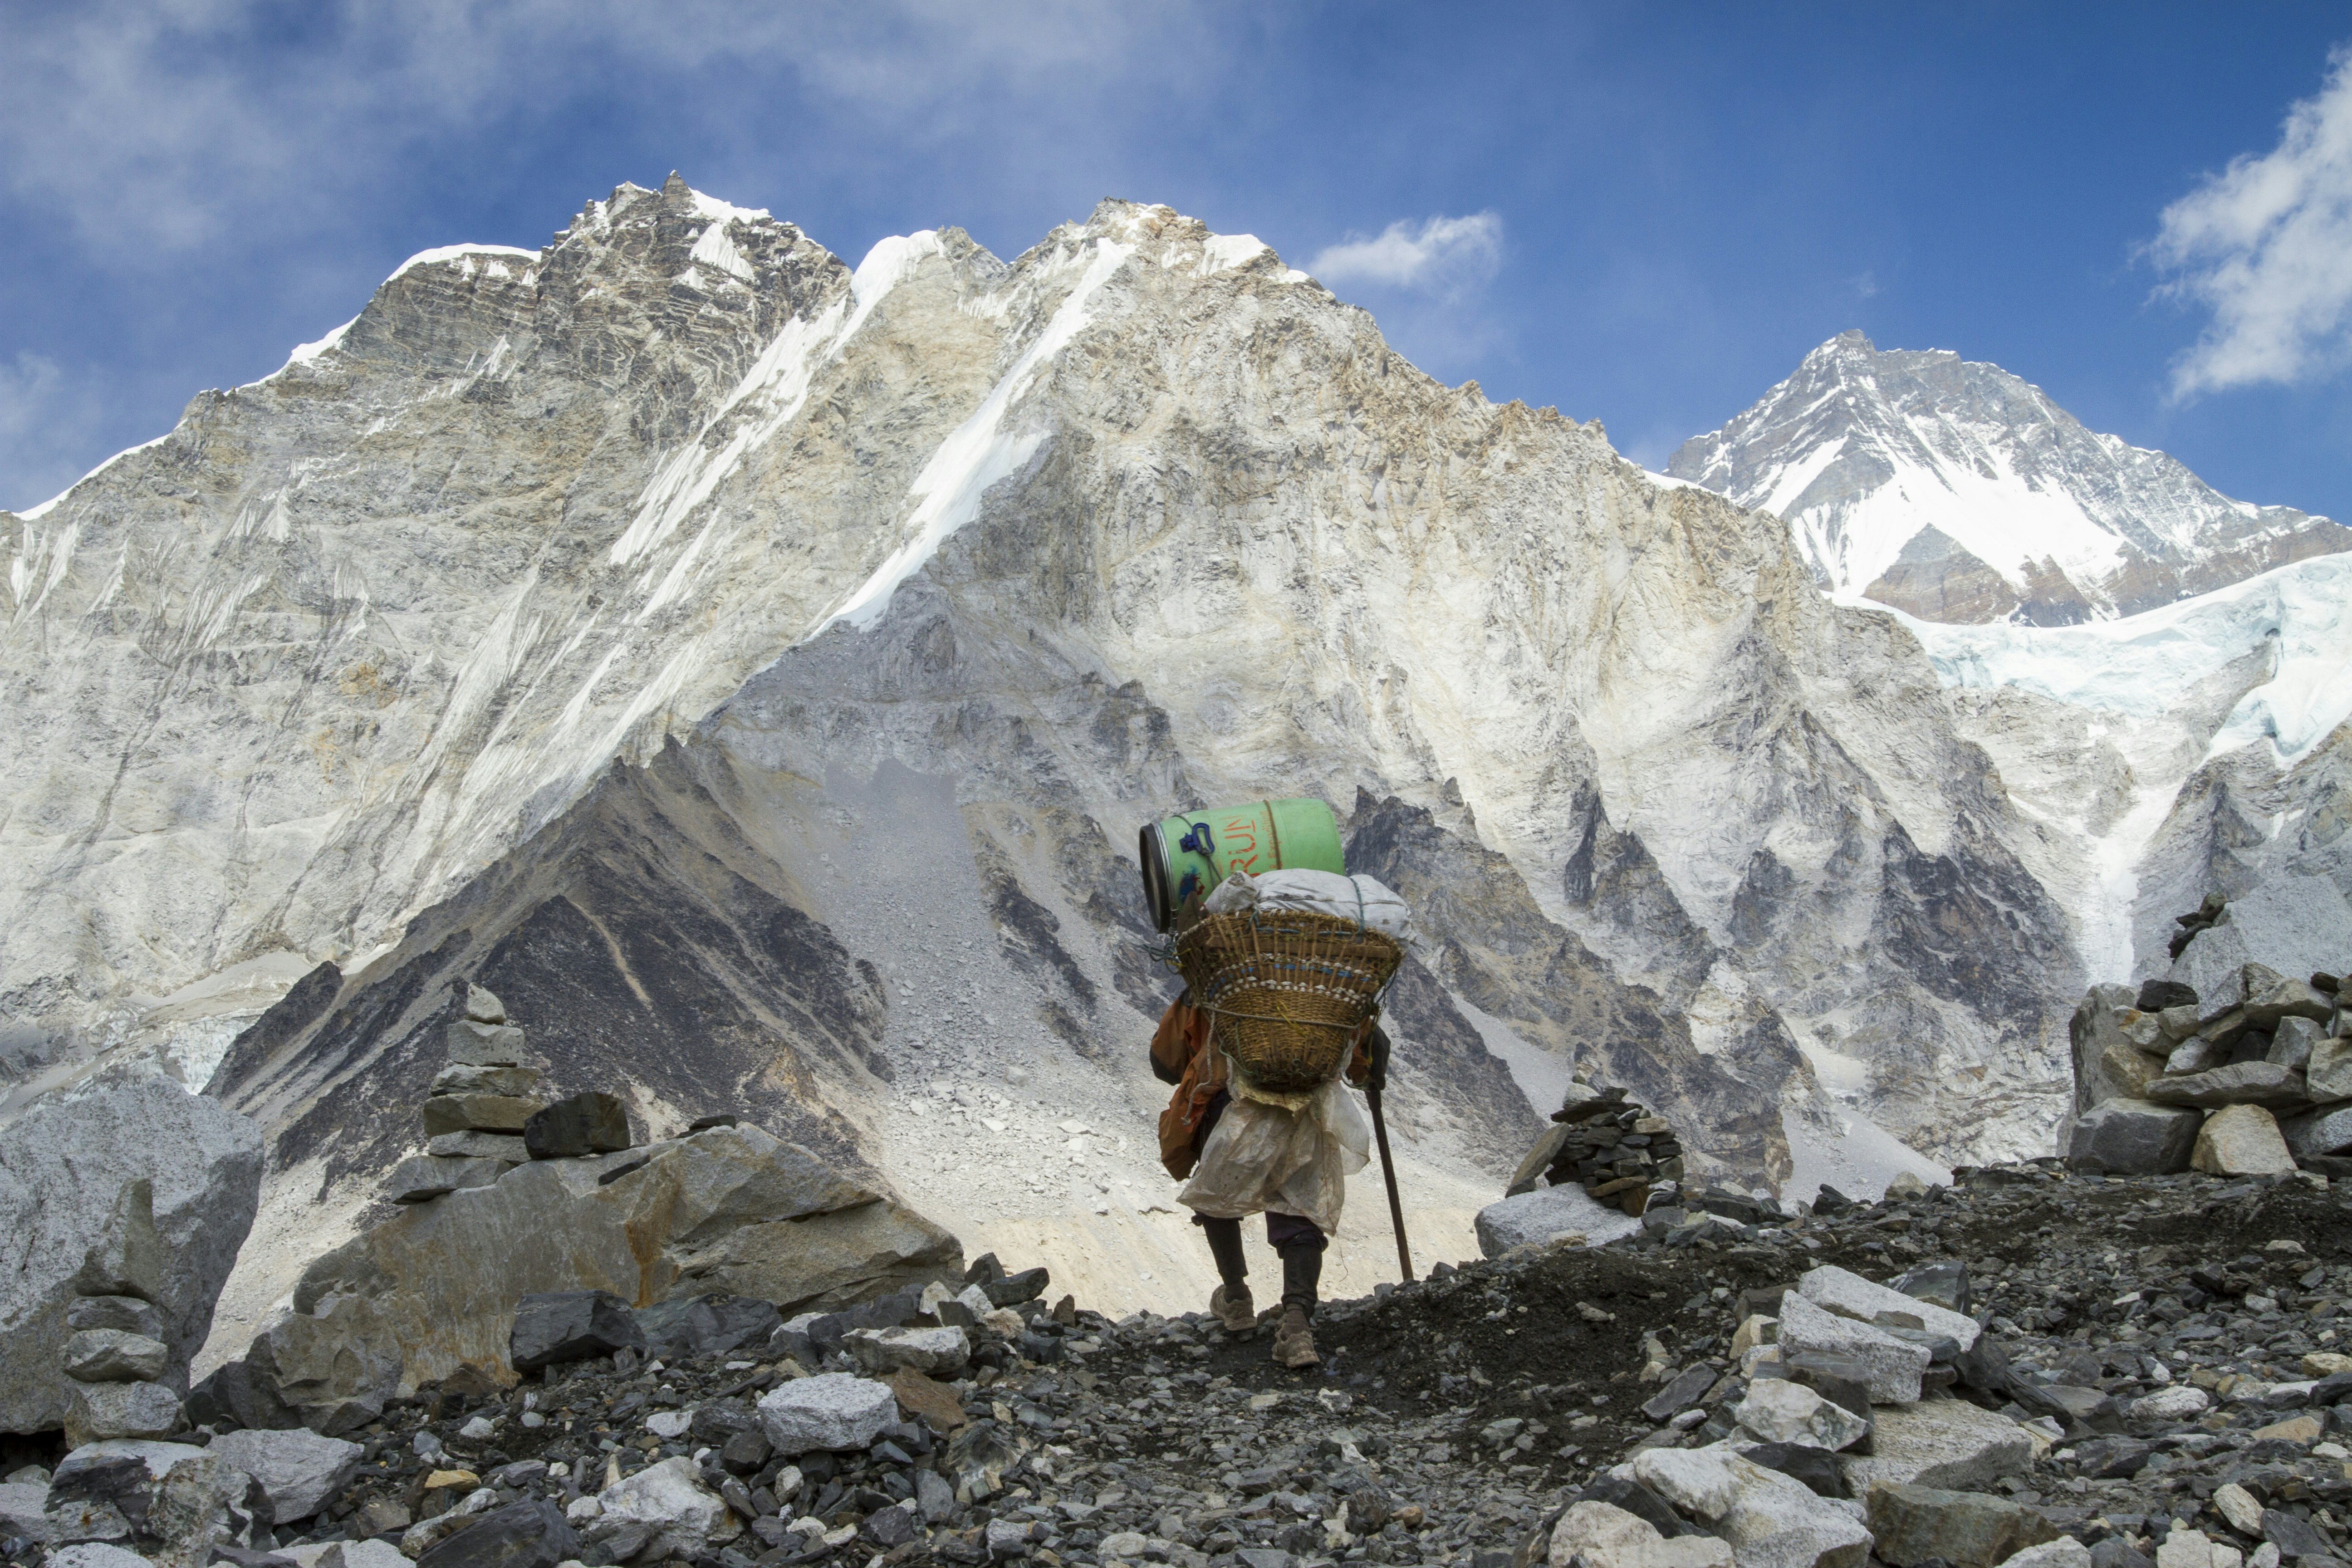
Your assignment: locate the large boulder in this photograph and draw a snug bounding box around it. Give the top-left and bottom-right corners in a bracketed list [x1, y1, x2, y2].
[269, 1123, 958, 1389]
[205, 1428, 363, 1523]
[2143, 1063, 2310, 1111]
[1475, 1182, 1642, 1257]
[2192, 1104, 2296, 1176]
[2064, 1100, 2200, 1174]
[0, 1079, 264, 1434]
[2067, 986, 2145, 1114]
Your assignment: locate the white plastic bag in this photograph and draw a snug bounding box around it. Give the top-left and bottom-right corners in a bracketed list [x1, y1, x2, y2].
[1197, 868, 1413, 941]
[1177, 1075, 1372, 1235]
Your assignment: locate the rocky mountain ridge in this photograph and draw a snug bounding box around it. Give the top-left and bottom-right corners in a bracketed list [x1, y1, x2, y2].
[1666, 332, 2351, 626]
[4, 174, 2279, 1329]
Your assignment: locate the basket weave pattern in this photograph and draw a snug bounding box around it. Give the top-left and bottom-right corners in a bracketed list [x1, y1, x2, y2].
[1175, 911, 1403, 1093]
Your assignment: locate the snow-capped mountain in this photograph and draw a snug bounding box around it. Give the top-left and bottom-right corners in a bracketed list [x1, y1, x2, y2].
[32, 178, 2328, 1337]
[1667, 331, 2352, 625]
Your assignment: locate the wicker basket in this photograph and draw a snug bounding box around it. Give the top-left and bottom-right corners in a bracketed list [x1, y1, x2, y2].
[1175, 911, 1403, 1093]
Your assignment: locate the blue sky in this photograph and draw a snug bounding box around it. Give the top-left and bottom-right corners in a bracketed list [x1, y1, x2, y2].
[6, 2, 2352, 521]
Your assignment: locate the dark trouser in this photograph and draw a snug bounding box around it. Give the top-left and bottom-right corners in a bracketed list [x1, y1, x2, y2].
[1189, 1092, 1327, 1311]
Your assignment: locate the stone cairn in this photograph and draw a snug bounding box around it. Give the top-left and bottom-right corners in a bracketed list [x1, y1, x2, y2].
[2064, 896, 2351, 1178]
[387, 980, 640, 1205]
[59, 1177, 184, 1447]
[1508, 1073, 1687, 1215]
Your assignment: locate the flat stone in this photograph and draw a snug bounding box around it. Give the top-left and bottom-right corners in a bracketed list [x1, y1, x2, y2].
[887, 1368, 969, 1433]
[1798, 1264, 1980, 1351]
[0, 1081, 262, 1436]
[2193, 1104, 2298, 1176]
[2167, 1034, 2234, 1076]
[2173, 925, 2255, 1020]
[632, 1294, 781, 1359]
[63, 1382, 182, 1449]
[2128, 1386, 2212, 1421]
[2092, 1043, 2161, 1105]
[1642, 1366, 1722, 1423]
[510, 1290, 646, 1372]
[1548, 1500, 1734, 1568]
[424, 1132, 530, 1161]
[2246, 978, 2332, 1028]
[2213, 1484, 2265, 1537]
[2158, 1529, 2222, 1568]
[2138, 979, 2199, 1014]
[1866, 1482, 2060, 1568]
[1841, 1398, 2031, 1492]
[1475, 1183, 1641, 1255]
[387, 1155, 515, 1205]
[206, 1428, 363, 1523]
[2000, 1543, 2092, 1568]
[421, 1095, 543, 1136]
[2278, 1104, 2352, 1161]
[2146, 1063, 2310, 1111]
[1510, 1125, 1575, 1193]
[457, 982, 507, 1024]
[1735, 1443, 1847, 1500]
[2306, 1038, 2352, 1103]
[2066, 1100, 2202, 1174]
[843, 1326, 971, 1378]
[430, 1064, 542, 1098]
[1776, 1292, 1930, 1405]
[65, 1298, 163, 1339]
[444, 1019, 537, 1068]
[1734, 1381, 1869, 1452]
[1633, 1444, 1870, 1568]
[756, 1373, 897, 1455]
[47, 1548, 154, 1568]
[2249, 1412, 2324, 1446]
[63, 1331, 169, 1384]
[522, 1093, 631, 1159]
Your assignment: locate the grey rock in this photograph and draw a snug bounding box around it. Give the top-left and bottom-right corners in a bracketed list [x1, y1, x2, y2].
[2174, 925, 2255, 1020]
[279, 1123, 956, 1388]
[2143, 1062, 2309, 1110]
[1887, 1260, 1970, 1314]
[510, 1290, 645, 1372]
[1776, 1292, 1931, 1405]
[916, 1468, 956, 1524]
[1798, 1264, 1979, 1351]
[2193, 1103, 2298, 1176]
[444, 1020, 536, 1068]
[2247, 977, 2332, 1028]
[242, 1286, 405, 1434]
[1839, 1398, 2031, 1492]
[2136, 980, 2198, 1014]
[63, 1331, 170, 1384]
[430, 1064, 543, 1098]
[843, 1325, 971, 1377]
[2065, 1099, 2201, 1174]
[522, 1093, 631, 1159]
[756, 1373, 898, 1455]
[1475, 1184, 1642, 1257]
[64, 1382, 182, 1448]
[1641, 1365, 1720, 1423]
[387, 1155, 515, 1205]
[2278, 1104, 2352, 1160]
[632, 1294, 782, 1360]
[2156, 1004, 2201, 1043]
[2269, 1017, 2326, 1070]
[46, 1547, 154, 1568]
[1865, 1483, 2059, 1568]
[1733, 1381, 1869, 1451]
[2166, 1029, 2236, 1076]
[862, 1502, 917, 1547]
[986, 1517, 1034, 1560]
[1509, 1126, 1575, 1193]
[204, 1428, 363, 1523]
[421, 1095, 541, 1137]
[65, 1298, 163, 1339]
[1734, 1446, 1846, 1501]
[457, 983, 507, 1025]
[1631, 1443, 1871, 1568]
[2308, 1037, 2352, 1103]
[0, 1080, 262, 1433]
[2068, 987, 2139, 1114]
[425, 1132, 531, 1161]
[414, 1499, 577, 1568]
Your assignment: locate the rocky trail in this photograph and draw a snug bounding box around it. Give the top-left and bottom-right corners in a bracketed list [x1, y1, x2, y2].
[13, 1161, 2352, 1568]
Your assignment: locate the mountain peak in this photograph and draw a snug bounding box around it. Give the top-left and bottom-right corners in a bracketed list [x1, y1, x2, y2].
[1668, 339, 2347, 623]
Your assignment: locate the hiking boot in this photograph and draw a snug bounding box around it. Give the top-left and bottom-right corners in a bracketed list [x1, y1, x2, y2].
[1271, 1304, 1318, 1369]
[1210, 1283, 1256, 1333]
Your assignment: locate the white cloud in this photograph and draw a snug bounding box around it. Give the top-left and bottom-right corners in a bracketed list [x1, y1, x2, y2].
[2151, 48, 2352, 397]
[0, 0, 1218, 258]
[1307, 212, 1503, 298]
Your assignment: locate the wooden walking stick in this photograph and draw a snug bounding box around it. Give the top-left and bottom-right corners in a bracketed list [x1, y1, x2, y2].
[1365, 1028, 1413, 1282]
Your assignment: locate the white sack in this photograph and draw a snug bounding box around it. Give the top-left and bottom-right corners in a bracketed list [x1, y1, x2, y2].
[1199, 869, 1413, 941]
[1176, 1076, 1372, 1235]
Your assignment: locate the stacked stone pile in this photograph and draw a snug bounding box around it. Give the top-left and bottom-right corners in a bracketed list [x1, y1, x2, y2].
[387, 983, 637, 1205]
[57, 1182, 185, 1451]
[2064, 901, 2352, 1178]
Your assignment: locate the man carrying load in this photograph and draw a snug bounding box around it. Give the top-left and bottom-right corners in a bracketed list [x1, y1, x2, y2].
[1136, 800, 1415, 1371]
[1152, 990, 1387, 1367]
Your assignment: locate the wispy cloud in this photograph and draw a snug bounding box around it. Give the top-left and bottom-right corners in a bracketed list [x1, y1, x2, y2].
[2151, 48, 2352, 397]
[1307, 212, 1503, 299]
[0, 0, 1215, 259]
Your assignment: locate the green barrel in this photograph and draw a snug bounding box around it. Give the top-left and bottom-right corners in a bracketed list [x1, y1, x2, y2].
[1137, 799, 1345, 932]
